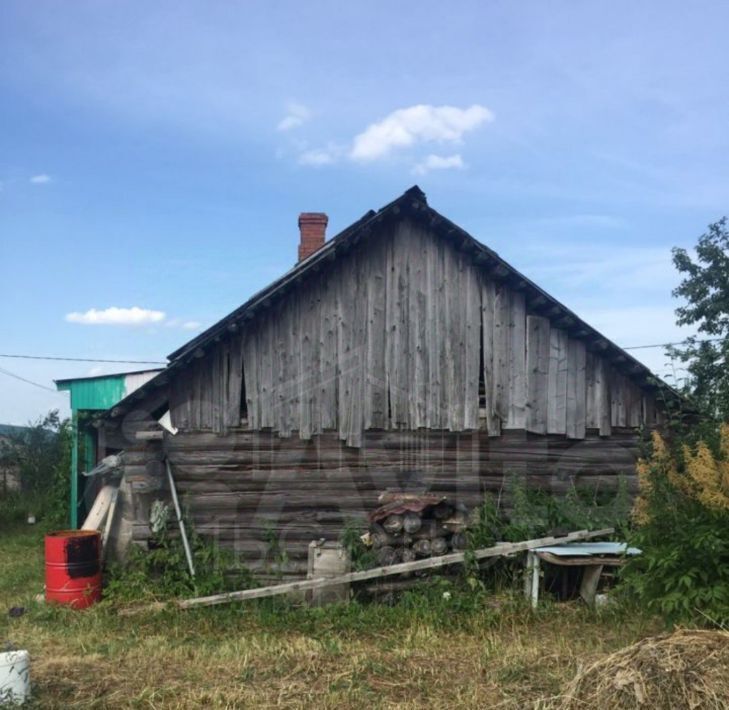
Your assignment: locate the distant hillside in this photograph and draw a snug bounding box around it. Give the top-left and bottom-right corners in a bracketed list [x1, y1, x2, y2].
[0, 424, 34, 439]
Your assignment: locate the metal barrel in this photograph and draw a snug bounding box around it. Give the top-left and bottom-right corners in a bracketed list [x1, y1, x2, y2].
[44, 530, 102, 609]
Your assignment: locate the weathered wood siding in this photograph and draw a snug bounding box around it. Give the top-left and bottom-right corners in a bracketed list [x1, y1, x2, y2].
[168, 219, 659, 445]
[159, 428, 641, 577]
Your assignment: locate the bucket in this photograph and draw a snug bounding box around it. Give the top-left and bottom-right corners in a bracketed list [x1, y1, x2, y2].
[45, 530, 102, 609]
[0, 650, 30, 705]
[307, 540, 351, 606]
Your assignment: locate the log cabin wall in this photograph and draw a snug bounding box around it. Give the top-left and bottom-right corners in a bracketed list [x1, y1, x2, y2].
[160, 428, 640, 578]
[167, 217, 660, 446]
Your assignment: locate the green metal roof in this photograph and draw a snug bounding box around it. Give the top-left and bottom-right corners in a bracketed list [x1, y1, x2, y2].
[56, 374, 127, 411]
[55, 369, 163, 411]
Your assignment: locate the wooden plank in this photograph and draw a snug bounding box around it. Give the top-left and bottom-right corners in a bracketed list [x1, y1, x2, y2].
[82, 485, 115, 531]
[101, 485, 119, 560]
[242, 327, 259, 430]
[464, 257, 481, 431]
[411, 226, 428, 429]
[320, 276, 337, 432]
[526, 315, 550, 434]
[178, 528, 614, 609]
[226, 334, 244, 429]
[547, 328, 568, 434]
[566, 338, 587, 439]
[611, 369, 626, 428]
[426, 232, 442, 428]
[506, 291, 527, 429]
[479, 276, 499, 435]
[585, 352, 597, 430]
[347, 243, 367, 448]
[595, 356, 611, 436]
[365, 234, 387, 430]
[492, 284, 509, 423]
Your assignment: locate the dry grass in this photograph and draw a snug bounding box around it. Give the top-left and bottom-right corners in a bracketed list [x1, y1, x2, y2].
[0, 524, 662, 708]
[557, 628, 729, 709]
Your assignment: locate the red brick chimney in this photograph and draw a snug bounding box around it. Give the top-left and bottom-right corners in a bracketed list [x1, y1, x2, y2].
[298, 212, 328, 262]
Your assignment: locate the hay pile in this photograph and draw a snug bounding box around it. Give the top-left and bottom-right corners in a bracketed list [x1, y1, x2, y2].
[559, 629, 729, 709]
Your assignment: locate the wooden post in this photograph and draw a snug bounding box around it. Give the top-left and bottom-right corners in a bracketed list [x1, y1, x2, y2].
[165, 459, 196, 578]
[529, 552, 540, 609]
[70, 410, 79, 529]
[101, 484, 121, 562]
[579, 564, 604, 606]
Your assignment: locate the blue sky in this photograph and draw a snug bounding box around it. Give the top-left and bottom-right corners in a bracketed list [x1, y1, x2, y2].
[1, 1, 728, 424]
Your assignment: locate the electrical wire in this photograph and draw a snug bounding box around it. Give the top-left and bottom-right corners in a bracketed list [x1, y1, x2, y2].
[0, 366, 60, 393]
[623, 337, 722, 351]
[0, 353, 166, 365]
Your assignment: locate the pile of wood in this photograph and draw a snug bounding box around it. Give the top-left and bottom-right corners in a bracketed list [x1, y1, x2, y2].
[367, 493, 469, 567]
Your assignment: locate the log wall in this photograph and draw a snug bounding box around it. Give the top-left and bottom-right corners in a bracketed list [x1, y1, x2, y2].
[152, 428, 641, 577]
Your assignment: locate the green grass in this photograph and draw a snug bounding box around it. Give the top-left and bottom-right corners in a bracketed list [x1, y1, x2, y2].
[0, 523, 660, 708]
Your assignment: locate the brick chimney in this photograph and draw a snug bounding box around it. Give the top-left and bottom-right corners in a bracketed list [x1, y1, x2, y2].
[298, 212, 328, 262]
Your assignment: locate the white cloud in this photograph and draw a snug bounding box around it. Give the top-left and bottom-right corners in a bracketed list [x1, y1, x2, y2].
[30, 174, 52, 184]
[412, 153, 466, 175]
[182, 320, 202, 330]
[298, 145, 340, 166]
[350, 104, 493, 161]
[65, 306, 166, 326]
[277, 102, 310, 132]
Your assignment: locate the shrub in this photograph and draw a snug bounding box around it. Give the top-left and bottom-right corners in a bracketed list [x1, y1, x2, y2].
[469, 474, 631, 545]
[621, 427, 729, 626]
[0, 411, 71, 528]
[105, 515, 255, 602]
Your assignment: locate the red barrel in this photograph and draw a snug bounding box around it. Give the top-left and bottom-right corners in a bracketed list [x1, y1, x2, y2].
[45, 530, 102, 609]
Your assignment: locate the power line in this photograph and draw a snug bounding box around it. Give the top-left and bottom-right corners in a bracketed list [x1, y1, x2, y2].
[0, 366, 60, 393]
[0, 353, 167, 365]
[623, 338, 723, 351]
[0, 339, 723, 370]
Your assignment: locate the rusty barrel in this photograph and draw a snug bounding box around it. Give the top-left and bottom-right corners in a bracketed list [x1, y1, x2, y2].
[45, 530, 102, 608]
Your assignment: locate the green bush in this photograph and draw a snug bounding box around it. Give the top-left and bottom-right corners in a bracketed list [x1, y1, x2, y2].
[105, 520, 255, 602]
[620, 428, 729, 626]
[469, 474, 631, 546]
[0, 411, 71, 528]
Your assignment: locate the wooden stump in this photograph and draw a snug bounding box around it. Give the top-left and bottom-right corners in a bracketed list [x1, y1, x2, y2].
[403, 512, 422, 534]
[383, 514, 404, 534]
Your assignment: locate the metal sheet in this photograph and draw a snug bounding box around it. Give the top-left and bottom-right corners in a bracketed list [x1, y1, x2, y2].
[534, 542, 641, 557]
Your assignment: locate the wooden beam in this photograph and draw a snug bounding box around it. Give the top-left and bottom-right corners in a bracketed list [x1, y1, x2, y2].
[135, 430, 164, 441]
[178, 528, 613, 610]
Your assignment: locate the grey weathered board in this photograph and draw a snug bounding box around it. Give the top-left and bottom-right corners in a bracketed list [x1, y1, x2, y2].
[166, 220, 659, 444]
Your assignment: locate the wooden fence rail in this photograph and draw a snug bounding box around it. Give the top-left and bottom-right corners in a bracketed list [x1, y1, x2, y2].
[178, 527, 614, 609]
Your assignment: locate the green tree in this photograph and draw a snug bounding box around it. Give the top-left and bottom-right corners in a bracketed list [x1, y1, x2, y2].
[671, 218, 729, 421]
[0, 410, 71, 524]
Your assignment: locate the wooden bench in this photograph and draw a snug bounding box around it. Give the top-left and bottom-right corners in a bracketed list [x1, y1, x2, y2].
[524, 542, 641, 608]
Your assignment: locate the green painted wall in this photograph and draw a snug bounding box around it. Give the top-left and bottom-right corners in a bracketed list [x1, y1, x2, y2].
[57, 376, 126, 411]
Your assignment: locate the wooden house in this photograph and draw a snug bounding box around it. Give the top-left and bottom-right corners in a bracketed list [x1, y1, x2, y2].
[99, 186, 676, 576]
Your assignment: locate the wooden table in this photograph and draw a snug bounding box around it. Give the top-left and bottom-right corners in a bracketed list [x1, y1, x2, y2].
[524, 542, 641, 608]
